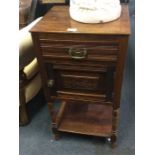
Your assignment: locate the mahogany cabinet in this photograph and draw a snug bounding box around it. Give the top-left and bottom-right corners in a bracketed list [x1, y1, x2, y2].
[30, 5, 130, 147]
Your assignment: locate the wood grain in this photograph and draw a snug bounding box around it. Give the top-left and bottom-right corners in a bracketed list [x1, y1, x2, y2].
[30, 5, 130, 35]
[58, 102, 113, 137]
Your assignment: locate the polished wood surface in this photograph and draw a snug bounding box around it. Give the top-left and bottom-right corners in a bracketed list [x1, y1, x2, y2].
[30, 5, 130, 35]
[58, 102, 113, 137]
[30, 5, 130, 147]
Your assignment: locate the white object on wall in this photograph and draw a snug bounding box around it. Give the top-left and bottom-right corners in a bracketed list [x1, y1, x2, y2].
[69, 0, 122, 23]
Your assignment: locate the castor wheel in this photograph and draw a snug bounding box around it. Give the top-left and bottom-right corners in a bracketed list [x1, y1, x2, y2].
[106, 137, 117, 148]
[54, 133, 60, 140]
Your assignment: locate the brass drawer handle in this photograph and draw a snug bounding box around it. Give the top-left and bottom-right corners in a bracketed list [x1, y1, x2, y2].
[47, 79, 54, 88]
[68, 48, 87, 60]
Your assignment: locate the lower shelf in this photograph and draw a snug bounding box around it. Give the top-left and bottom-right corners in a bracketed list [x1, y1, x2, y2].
[57, 101, 113, 137]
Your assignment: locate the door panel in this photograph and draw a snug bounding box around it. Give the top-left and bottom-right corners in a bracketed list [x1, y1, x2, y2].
[45, 63, 115, 102]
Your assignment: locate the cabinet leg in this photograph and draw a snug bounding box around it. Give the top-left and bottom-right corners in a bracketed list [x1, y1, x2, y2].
[110, 108, 120, 148]
[54, 133, 60, 140]
[52, 126, 60, 140]
[106, 136, 117, 148]
[110, 134, 117, 148]
[48, 102, 60, 140]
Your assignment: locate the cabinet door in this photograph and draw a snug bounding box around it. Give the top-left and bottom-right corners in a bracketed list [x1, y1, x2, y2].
[45, 63, 115, 103]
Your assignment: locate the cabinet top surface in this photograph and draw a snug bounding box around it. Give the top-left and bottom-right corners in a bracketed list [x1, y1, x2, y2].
[30, 4, 130, 35]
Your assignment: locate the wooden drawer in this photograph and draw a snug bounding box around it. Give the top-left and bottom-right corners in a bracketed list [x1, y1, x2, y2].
[39, 33, 120, 42]
[40, 40, 119, 63]
[39, 34, 120, 67]
[46, 64, 115, 102]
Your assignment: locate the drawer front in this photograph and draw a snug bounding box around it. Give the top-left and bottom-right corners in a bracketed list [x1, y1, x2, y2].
[46, 63, 115, 102]
[40, 40, 119, 63]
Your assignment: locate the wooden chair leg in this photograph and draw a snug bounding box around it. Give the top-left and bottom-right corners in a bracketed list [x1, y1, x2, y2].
[19, 103, 29, 126]
[19, 70, 29, 126]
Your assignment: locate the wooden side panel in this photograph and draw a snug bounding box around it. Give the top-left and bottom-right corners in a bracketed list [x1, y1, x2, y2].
[31, 33, 51, 101]
[113, 36, 129, 109]
[111, 36, 129, 147]
[31, 33, 57, 128]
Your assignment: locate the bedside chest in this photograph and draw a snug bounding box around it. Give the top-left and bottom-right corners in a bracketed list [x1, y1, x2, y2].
[30, 5, 130, 147]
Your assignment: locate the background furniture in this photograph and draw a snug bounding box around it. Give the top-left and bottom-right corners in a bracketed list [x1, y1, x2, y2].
[30, 4, 130, 147]
[19, 0, 33, 29]
[19, 0, 39, 29]
[19, 17, 42, 125]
